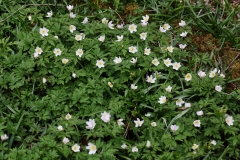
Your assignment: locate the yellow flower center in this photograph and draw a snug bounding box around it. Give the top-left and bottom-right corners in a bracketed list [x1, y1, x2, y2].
[73, 146, 78, 150]
[90, 145, 96, 150]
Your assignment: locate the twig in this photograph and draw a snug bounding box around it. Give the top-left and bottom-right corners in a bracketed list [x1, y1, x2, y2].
[225, 52, 240, 71]
[197, 9, 202, 17]
[0, 4, 63, 23]
[114, 10, 125, 25]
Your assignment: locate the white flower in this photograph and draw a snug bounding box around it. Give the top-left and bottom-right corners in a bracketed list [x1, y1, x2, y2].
[117, 119, 124, 126]
[96, 59, 105, 68]
[1, 134, 8, 141]
[131, 84, 138, 90]
[132, 146, 138, 152]
[98, 35, 105, 42]
[152, 58, 159, 66]
[192, 144, 199, 150]
[146, 75, 156, 83]
[198, 71, 206, 78]
[86, 119, 96, 129]
[101, 111, 111, 123]
[179, 44, 187, 49]
[220, 73, 225, 78]
[128, 24, 137, 33]
[145, 113, 151, 117]
[72, 144, 80, 152]
[166, 85, 172, 92]
[34, 52, 39, 58]
[164, 58, 172, 67]
[134, 118, 144, 127]
[141, 21, 148, 26]
[57, 125, 63, 131]
[121, 143, 127, 149]
[163, 23, 171, 30]
[209, 70, 217, 78]
[215, 85, 222, 92]
[62, 58, 69, 64]
[108, 21, 114, 29]
[179, 20, 186, 27]
[225, 116, 234, 126]
[69, 12, 76, 18]
[42, 77, 47, 83]
[176, 98, 184, 107]
[193, 120, 201, 127]
[46, 11, 53, 17]
[65, 113, 72, 120]
[113, 57, 122, 64]
[54, 48, 62, 56]
[117, 23, 124, 29]
[144, 48, 151, 55]
[142, 14, 149, 22]
[159, 26, 166, 33]
[185, 73, 192, 81]
[180, 31, 188, 37]
[146, 141, 151, 147]
[185, 103, 191, 108]
[72, 73, 76, 78]
[170, 124, 179, 132]
[211, 140, 217, 146]
[86, 143, 97, 155]
[196, 110, 204, 116]
[63, 137, 70, 144]
[116, 35, 123, 42]
[140, 32, 147, 40]
[172, 62, 181, 70]
[82, 17, 88, 24]
[158, 96, 167, 104]
[54, 36, 58, 39]
[28, 15, 32, 21]
[35, 46, 43, 55]
[167, 46, 174, 52]
[108, 82, 113, 88]
[128, 46, 138, 53]
[130, 57, 137, 64]
[102, 18, 108, 24]
[69, 25, 76, 33]
[67, 5, 74, 11]
[151, 122, 157, 127]
[39, 27, 49, 37]
[75, 33, 85, 41]
[76, 49, 83, 57]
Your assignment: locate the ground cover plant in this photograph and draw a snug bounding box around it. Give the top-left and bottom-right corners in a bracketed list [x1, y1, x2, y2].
[0, 0, 240, 159]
